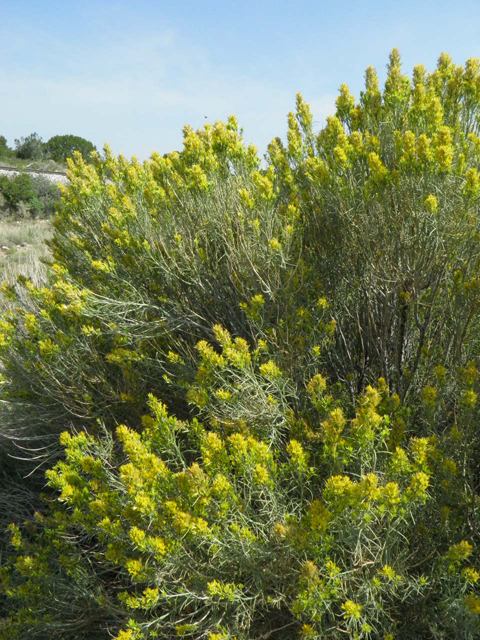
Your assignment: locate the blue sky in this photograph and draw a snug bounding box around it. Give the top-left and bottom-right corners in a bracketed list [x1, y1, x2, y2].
[1, 0, 480, 160]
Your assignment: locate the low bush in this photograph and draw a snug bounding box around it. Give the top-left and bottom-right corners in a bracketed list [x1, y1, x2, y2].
[0, 173, 61, 218]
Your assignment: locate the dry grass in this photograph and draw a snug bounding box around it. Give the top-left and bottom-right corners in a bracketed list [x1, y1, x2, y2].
[0, 219, 52, 289]
[0, 155, 65, 173]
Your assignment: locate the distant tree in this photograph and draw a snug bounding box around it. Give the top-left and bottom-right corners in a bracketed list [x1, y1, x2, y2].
[0, 135, 13, 159]
[45, 134, 96, 163]
[0, 173, 36, 207]
[14, 132, 45, 160]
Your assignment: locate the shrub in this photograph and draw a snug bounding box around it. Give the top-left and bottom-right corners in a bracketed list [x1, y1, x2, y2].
[14, 133, 45, 161]
[0, 135, 14, 159]
[0, 51, 479, 639]
[0, 173, 37, 209]
[31, 175, 62, 216]
[0, 173, 61, 218]
[45, 134, 97, 164]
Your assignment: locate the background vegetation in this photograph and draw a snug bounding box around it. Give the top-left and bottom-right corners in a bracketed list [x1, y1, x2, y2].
[0, 51, 479, 639]
[0, 173, 61, 219]
[0, 132, 96, 167]
[0, 131, 95, 219]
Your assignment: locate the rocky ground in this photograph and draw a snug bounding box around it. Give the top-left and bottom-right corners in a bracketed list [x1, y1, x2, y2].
[0, 166, 69, 186]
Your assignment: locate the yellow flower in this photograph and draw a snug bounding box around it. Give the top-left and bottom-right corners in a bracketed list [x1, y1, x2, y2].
[187, 164, 209, 190]
[360, 473, 381, 500]
[435, 144, 453, 172]
[300, 560, 319, 586]
[434, 364, 447, 384]
[461, 389, 478, 409]
[410, 437, 430, 465]
[269, 237, 282, 251]
[238, 188, 254, 208]
[176, 624, 197, 636]
[464, 593, 480, 614]
[287, 439, 309, 472]
[447, 540, 473, 563]
[380, 564, 397, 580]
[252, 463, 271, 486]
[368, 152, 388, 182]
[464, 167, 480, 197]
[147, 536, 167, 557]
[424, 194, 438, 213]
[300, 624, 317, 638]
[202, 432, 226, 467]
[211, 473, 232, 496]
[417, 134, 432, 165]
[381, 482, 401, 506]
[408, 471, 430, 499]
[253, 171, 274, 200]
[307, 373, 327, 400]
[7, 524, 22, 550]
[462, 567, 480, 584]
[91, 259, 112, 273]
[39, 338, 60, 358]
[129, 527, 146, 549]
[336, 84, 356, 120]
[308, 500, 330, 531]
[24, 313, 38, 334]
[124, 557, 147, 580]
[296, 92, 313, 130]
[216, 389, 232, 401]
[287, 112, 302, 157]
[321, 407, 346, 445]
[207, 579, 241, 601]
[325, 559, 340, 577]
[390, 447, 411, 474]
[341, 600, 363, 621]
[259, 360, 282, 379]
[324, 475, 352, 497]
[334, 145, 348, 168]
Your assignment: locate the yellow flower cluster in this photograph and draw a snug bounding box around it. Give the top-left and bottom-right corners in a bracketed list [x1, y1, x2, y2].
[341, 599, 363, 621]
[424, 194, 438, 213]
[259, 360, 282, 379]
[117, 425, 167, 488]
[307, 373, 327, 403]
[227, 432, 275, 487]
[286, 439, 309, 473]
[464, 593, 480, 614]
[447, 540, 473, 564]
[213, 325, 251, 369]
[118, 587, 159, 610]
[207, 579, 242, 602]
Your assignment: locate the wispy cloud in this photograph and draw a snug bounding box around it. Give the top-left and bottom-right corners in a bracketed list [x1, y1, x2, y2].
[0, 3, 339, 159]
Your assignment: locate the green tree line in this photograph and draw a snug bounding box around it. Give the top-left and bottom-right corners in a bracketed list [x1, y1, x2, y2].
[0, 132, 96, 164]
[0, 50, 479, 639]
[0, 133, 96, 217]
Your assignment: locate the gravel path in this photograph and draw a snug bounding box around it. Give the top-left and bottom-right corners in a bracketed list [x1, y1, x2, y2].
[0, 166, 69, 186]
